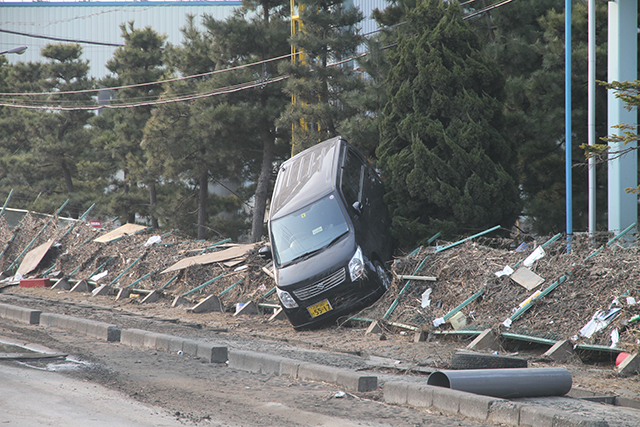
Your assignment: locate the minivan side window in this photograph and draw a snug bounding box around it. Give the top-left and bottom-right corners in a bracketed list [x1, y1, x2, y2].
[341, 148, 364, 208]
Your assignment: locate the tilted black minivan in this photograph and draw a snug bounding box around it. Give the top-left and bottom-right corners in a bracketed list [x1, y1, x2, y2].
[266, 136, 393, 329]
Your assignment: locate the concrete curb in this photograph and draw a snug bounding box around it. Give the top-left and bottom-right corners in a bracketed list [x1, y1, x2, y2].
[228, 349, 377, 392]
[120, 328, 227, 363]
[383, 380, 609, 427]
[40, 313, 121, 342]
[0, 302, 41, 325]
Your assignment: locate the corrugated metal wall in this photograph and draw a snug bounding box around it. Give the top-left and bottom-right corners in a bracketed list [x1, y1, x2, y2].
[1, 1, 241, 79]
[1, 0, 386, 79]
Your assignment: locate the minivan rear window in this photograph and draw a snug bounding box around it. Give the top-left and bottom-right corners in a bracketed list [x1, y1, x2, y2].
[270, 193, 349, 267]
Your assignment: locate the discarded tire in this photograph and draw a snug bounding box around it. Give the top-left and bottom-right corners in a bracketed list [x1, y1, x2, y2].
[450, 352, 528, 370]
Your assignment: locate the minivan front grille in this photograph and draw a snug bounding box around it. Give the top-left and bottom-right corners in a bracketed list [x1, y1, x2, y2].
[293, 268, 346, 300]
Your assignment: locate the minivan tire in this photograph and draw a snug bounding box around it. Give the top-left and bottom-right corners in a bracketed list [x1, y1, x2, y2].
[375, 261, 391, 290]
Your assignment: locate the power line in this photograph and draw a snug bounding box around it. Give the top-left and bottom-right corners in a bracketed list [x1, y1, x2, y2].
[0, 76, 289, 111]
[0, 0, 516, 111]
[0, 28, 124, 47]
[0, 52, 295, 97]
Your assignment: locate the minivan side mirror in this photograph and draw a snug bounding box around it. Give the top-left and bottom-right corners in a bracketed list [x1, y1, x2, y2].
[352, 201, 363, 215]
[258, 245, 272, 259]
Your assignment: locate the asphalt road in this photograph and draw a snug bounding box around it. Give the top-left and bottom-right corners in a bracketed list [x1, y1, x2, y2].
[0, 319, 495, 427]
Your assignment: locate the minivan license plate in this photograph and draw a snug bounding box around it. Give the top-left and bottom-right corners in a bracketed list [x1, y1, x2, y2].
[308, 299, 332, 318]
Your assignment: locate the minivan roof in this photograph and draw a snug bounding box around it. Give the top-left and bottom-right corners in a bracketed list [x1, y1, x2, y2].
[270, 136, 343, 220]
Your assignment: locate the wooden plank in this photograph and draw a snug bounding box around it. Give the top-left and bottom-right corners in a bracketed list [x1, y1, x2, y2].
[223, 258, 245, 268]
[161, 244, 255, 274]
[17, 239, 54, 276]
[94, 224, 148, 243]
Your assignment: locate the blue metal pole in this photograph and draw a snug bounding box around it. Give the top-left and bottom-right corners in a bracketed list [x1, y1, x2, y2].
[565, 0, 572, 253]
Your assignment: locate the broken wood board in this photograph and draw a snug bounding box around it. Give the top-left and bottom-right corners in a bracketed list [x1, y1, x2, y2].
[223, 258, 245, 268]
[94, 224, 148, 243]
[161, 244, 255, 274]
[17, 238, 54, 276]
[511, 267, 545, 291]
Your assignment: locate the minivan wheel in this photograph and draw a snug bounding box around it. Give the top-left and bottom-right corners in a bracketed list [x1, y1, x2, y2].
[375, 261, 391, 290]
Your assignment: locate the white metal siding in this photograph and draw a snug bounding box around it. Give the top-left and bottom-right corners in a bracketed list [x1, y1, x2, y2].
[1, 0, 385, 79]
[1, 1, 241, 79]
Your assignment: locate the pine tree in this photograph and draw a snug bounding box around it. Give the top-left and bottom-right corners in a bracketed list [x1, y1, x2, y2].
[376, 0, 520, 245]
[144, 17, 259, 239]
[279, 0, 365, 154]
[102, 23, 166, 225]
[201, 0, 291, 242]
[0, 45, 99, 216]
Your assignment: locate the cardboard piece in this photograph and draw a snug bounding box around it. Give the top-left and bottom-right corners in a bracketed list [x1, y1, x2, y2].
[94, 224, 147, 243]
[510, 267, 545, 291]
[448, 311, 467, 330]
[17, 239, 55, 276]
[161, 244, 255, 274]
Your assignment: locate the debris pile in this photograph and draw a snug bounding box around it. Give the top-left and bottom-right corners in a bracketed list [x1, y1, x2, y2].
[355, 231, 640, 353]
[0, 214, 276, 311]
[1, 211, 639, 354]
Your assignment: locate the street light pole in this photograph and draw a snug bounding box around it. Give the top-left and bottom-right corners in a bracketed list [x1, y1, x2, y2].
[0, 46, 28, 55]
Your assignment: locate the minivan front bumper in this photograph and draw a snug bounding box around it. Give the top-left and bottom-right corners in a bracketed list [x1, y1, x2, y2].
[277, 263, 386, 330]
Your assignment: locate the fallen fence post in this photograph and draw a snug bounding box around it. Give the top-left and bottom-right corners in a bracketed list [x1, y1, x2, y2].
[159, 272, 179, 291]
[220, 277, 244, 297]
[108, 257, 141, 286]
[0, 189, 14, 217]
[434, 288, 486, 327]
[86, 256, 115, 279]
[126, 270, 155, 289]
[68, 264, 82, 278]
[263, 286, 276, 299]
[0, 227, 19, 261]
[182, 273, 226, 297]
[427, 231, 442, 245]
[585, 222, 636, 261]
[193, 237, 232, 256]
[434, 225, 501, 254]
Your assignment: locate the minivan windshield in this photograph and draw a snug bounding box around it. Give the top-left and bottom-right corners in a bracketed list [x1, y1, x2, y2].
[271, 193, 350, 267]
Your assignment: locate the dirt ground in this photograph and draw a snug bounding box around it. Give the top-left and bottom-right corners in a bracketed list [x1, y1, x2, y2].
[1, 291, 500, 427]
[4, 283, 640, 408]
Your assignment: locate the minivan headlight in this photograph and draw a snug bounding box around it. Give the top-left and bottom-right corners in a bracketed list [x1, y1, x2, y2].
[348, 246, 365, 281]
[276, 287, 299, 309]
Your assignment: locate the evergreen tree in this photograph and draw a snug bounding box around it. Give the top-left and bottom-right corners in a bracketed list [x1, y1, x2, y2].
[201, 0, 291, 242]
[482, 0, 610, 234]
[0, 61, 43, 210]
[102, 23, 166, 225]
[279, 0, 365, 154]
[144, 17, 257, 239]
[36, 44, 95, 217]
[338, 38, 390, 161]
[376, 0, 520, 245]
[0, 45, 99, 216]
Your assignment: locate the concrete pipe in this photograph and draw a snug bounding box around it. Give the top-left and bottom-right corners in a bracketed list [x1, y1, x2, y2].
[427, 367, 572, 398]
